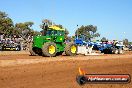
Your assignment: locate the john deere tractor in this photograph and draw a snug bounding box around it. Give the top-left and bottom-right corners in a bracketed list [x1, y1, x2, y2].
[29, 26, 77, 57]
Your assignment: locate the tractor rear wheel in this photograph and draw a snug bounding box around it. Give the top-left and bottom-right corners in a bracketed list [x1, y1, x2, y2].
[29, 43, 37, 56]
[42, 42, 57, 57]
[65, 42, 77, 56]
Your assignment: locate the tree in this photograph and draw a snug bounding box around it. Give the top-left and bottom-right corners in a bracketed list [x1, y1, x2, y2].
[0, 11, 14, 37]
[75, 25, 100, 41]
[123, 39, 129, 46]
[33, 31, 42, 36]
[42, 19, 52, 25]
[0, 11, 7, 18]
[129, 42, 132, 45]
[101, 37, 107, 42]
[15, 22, 35, 39]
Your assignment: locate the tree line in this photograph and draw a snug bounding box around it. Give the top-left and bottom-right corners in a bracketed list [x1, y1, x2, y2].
[0, 11, 41, 40]
[0, 11, 101, 41]
[0, 11, 129, 45]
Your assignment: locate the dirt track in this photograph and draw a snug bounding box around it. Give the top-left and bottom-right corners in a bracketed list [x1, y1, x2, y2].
[0, 51, 132, 88]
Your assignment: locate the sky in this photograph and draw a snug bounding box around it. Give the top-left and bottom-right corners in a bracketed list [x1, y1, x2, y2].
[0, 0, 132, 41]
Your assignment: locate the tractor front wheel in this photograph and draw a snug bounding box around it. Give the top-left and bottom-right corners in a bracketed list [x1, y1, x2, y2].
[42, 42, 57, 57]
[65, 42, 77, 56]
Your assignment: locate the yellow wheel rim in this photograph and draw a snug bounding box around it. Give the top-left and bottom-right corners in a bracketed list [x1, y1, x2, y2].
[49, 45, 55, 54]
[71, 45, 76, 53]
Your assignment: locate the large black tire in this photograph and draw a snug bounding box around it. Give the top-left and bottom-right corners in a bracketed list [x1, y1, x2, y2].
[42, 42, 57, 57]
[65, 42, 77, 56]
[29, 43, 37, 56]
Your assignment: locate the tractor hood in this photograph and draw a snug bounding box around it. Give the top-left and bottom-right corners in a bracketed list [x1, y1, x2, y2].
[32, 35, 51, 48]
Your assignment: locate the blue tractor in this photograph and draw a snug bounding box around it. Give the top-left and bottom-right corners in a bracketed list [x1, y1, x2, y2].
[74, 35, 93, 46]
[94, 41, 124, 54]
[74, 35, 86, 45]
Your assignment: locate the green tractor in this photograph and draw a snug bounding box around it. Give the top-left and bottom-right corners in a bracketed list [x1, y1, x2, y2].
[29, 26, 77, 57]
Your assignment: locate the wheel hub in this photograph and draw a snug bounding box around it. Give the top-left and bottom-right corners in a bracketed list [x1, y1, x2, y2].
[71, 45, 76, 53]
[48, 45, 55, 54]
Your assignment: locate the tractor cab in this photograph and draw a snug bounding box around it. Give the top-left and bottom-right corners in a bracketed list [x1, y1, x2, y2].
[44, 26, 65, 43]
[46, 26, 65, 36]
